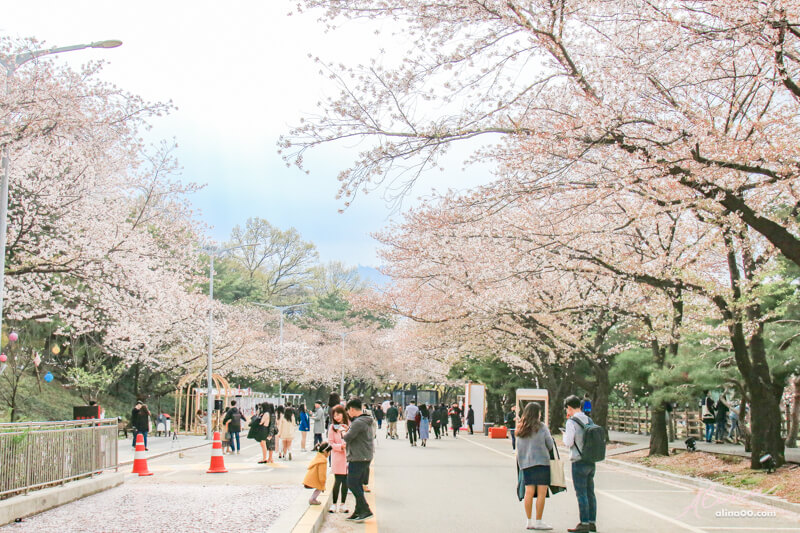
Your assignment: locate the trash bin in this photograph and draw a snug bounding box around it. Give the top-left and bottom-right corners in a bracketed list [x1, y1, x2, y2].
[483, 423, 494, 436]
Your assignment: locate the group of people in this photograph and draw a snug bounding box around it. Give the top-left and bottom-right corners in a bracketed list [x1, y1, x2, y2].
[303, 397, 375, 523]
[378, 400, 476, 444]
[245, 401, 305, 462]
[701, 389, 743, 444]
[515, 395, 599, 532]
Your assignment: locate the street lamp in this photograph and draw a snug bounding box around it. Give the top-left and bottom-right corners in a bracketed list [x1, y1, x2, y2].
[253, 302, 310, 399]
[333, 329, 366, 399]
[0, 40, 122, 340]
[204, 243, 256, 440]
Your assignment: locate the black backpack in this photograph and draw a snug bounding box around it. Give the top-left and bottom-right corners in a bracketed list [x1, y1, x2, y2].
[571, 417, 606, 463]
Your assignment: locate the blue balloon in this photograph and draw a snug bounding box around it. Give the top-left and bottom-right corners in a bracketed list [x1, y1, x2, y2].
[43, 372, 53, 383]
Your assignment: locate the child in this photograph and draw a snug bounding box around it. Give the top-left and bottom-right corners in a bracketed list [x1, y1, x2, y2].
[303, 442, 331, 505]
[222, 431, 232, 454]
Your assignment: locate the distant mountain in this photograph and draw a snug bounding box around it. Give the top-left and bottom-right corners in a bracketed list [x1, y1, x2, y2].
[358, 265, 391, 287]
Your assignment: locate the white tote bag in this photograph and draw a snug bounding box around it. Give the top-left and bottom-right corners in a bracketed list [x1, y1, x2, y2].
[550, 444, 567, 490]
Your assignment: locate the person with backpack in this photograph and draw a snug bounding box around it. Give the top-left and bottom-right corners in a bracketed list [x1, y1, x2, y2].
[386, 401, 399, 439]
[582, 394, 592, 415]
[563, 394, 604, 533]
[222, 400, 247, 454]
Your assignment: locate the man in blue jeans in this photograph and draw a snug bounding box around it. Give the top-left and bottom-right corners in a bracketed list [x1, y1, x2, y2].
[563, 395, 597, 533]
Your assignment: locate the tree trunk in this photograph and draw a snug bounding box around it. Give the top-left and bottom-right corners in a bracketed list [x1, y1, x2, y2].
[786, 375, 800, 448]
[748, 381, 785, 468]
[592, 361, 610, 437]
[649, 404, 669, 456]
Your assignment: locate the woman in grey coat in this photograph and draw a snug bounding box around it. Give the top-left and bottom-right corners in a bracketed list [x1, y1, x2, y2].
[516, 402, 554, 530]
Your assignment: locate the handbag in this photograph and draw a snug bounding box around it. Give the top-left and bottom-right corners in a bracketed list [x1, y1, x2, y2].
[549, 444, 567, 494]
[516, 465, 525, 501]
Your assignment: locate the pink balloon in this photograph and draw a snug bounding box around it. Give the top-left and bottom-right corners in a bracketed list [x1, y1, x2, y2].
[0, 353, 6, 363]
[8, 332, 18, 342]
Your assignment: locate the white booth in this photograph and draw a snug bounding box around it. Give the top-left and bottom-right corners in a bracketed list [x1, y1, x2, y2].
[464, 382, 487, 430]
[516, 388, 550, 427]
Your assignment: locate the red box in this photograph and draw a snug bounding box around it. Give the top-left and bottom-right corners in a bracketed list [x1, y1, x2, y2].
[489, 426, 507, 439]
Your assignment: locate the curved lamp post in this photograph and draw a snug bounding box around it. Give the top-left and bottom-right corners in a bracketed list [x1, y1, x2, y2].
[0, 40, 122, 337]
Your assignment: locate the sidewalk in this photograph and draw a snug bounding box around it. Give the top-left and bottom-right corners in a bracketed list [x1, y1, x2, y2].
[610, 430, 800, 463]
[117, 433, 208, 465]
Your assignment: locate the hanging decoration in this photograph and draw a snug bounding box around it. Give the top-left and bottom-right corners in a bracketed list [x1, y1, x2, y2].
[43, 372, 54, 383]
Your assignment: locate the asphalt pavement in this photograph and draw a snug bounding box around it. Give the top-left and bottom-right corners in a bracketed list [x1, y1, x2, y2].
[321, 427, 800, 533]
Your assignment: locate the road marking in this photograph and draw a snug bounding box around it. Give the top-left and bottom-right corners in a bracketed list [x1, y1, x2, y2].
[460, 437, 707, 533]
[599, 489, 706, 532]
[702, 527, 800, 531]
[601, 489, 692, 493]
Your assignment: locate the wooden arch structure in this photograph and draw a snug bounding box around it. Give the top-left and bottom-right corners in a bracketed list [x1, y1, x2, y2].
[174, 373, 232, 435]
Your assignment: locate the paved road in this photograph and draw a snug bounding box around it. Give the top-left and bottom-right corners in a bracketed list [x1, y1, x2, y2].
[323, 428, 800, 533]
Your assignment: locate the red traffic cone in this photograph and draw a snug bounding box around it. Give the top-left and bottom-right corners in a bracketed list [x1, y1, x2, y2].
[207, 431, 228, 473]
[131, 434, 153, 476]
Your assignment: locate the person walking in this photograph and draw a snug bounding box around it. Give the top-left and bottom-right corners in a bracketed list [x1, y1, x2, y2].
[313, 400, 326, 447]
[516, 401, 554, 530]
[419, 404, 430, 447]
[386, 401, 399, 439]
[582, 394, 592, 415]
[343, 398, 375, 522]
[298, 404, 311, 452]
[131, 401, 151, 451]
[701, 390, 716, 443]
[563, 395, 597, 533]
[404, 400, 420, 446]
[279, 406, 297, 460]
[328, 405, 351, 514]
[467, 404, 475, 434]
[431, 405, 441, 439]
[438, 404, 449, 438]
[374, 404, 384, 429]
[449, 403, 461, 438]
[506, 404, 519, 451]
[222, 400, 247, 455]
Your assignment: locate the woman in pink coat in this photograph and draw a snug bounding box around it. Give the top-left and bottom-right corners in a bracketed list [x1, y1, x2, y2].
[327, 405, 350, 514]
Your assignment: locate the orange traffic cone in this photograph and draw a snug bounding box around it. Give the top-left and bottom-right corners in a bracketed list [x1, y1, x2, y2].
[131, 434, 153, 476]
[207, 431, 228, 473]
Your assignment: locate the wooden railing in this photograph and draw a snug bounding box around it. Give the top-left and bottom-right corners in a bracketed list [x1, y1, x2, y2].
[607, 405, 797, 445]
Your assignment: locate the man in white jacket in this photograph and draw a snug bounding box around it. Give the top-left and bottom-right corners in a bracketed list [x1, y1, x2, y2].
[562, 395, 597, 533]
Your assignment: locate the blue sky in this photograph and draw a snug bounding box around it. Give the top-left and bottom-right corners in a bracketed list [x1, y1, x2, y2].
[4, 1, 495, 267]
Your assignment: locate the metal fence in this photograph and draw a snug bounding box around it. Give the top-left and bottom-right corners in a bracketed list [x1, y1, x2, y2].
[0, 419, 118, 499]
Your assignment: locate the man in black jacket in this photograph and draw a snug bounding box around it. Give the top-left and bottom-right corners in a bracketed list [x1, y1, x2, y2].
[222, 400, 247, 454]
[467, 405, 475, 434]
[343, 397, 375, 522]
